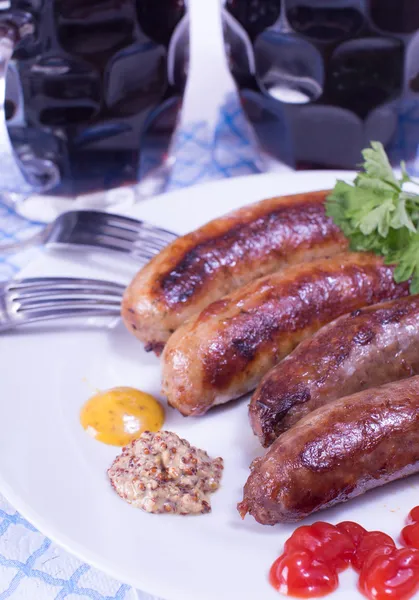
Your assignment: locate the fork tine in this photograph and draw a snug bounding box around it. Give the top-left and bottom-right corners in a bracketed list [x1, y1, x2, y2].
[8, 277, 125, 287]
[80, 211, 177, 241]
[8, 278, 124, 310]
[48, 210, 178, 260]
[14, 289, 123, 302]
[16, 297, 121, 312]
[0, 210, 178, 257]
[133, 235, 173, 252]
[8, 277, 125, 296]
[72, 211, 177, 244]
[135, 223, 178, 244]
[59, 231, 169, 259]
[129, 249, 162, 262]
[1, 276, 126, 332]
[75, 220, 141, 244]
[72, 223, 175, 249]
[12, 306, 122, 326]
[59, 231, 137, 254]
[75, 211, 148, 234]
[65, 213, 177, 254]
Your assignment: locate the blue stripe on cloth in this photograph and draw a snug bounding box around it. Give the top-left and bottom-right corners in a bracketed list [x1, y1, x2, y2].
[0, 537, 131, 599]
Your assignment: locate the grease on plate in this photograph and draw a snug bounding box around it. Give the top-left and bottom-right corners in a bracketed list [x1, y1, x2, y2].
[80, 386, 164, 446]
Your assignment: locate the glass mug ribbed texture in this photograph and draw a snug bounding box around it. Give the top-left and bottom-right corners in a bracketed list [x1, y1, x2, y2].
[224, 0, 419, 169]
[3, 0, 186, 197]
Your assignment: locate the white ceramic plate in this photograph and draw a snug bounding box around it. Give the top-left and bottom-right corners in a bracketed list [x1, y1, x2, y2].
[2, 171, 419, 600]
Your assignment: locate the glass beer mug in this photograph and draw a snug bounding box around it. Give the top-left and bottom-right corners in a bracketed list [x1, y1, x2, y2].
[223, 0, 419, 169]
[0, 0, 187, 216]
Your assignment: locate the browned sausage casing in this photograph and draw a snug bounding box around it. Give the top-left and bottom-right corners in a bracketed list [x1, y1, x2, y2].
[122, 190, 347, 354]
[239, 376, 419, 525]
[161, 253, 409, 416]
[250, 295, 419, 447]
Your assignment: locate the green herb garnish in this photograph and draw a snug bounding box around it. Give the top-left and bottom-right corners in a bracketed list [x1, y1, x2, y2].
[326, 141, 419, 294]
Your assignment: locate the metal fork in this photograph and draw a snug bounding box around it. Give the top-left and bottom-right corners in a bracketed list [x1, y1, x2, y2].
[0, 210, 178, 261]
[0, 277, 124, 332]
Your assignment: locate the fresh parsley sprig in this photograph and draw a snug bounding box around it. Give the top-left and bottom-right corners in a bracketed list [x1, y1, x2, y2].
[325, 141, 419, 293]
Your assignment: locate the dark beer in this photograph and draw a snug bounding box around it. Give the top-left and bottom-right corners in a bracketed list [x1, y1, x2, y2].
[4, 0, 186, 195]
[225, 0, 415, 168]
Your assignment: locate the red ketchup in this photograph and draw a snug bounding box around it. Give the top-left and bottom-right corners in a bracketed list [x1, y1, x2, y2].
[269, 506, 419, 600]
[401, 506, 419, 549]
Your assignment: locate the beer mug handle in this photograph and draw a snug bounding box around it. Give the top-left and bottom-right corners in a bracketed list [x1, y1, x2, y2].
[0, 18, 59, 201]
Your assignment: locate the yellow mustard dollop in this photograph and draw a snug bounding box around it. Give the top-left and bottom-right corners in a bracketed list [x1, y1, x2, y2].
[80, 386, 164, 446]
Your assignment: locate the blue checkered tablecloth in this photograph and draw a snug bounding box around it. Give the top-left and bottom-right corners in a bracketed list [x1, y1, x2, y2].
[2, 91, 419, 599]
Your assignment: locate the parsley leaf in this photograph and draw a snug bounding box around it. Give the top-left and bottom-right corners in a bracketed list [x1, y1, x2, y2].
[358, 198, 394, 237]
[325, 141, 419, 294]
[388, 234, 419, 294]
[358, 141, 399, 188]
[390, 194, 416, 232]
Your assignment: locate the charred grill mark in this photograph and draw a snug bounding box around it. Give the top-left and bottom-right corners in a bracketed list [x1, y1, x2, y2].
[352, 328, 375, 346]
[159, 198, 344, 308]
[232, 337, 257, 361]
[333, 346, 351, 367]
[144, 341, 165, 355]
[349, 303, 414, 331]
[203, 261, 409, 390]
[380, 307, 409, 325]
[256, 385, 312, 442]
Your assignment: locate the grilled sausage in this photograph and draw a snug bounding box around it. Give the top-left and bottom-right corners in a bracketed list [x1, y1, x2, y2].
[161, 253, 409, 416]
[239, 376, 419, 525]
[122, 190, 347, 354]
[250, 295, 419, 447]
